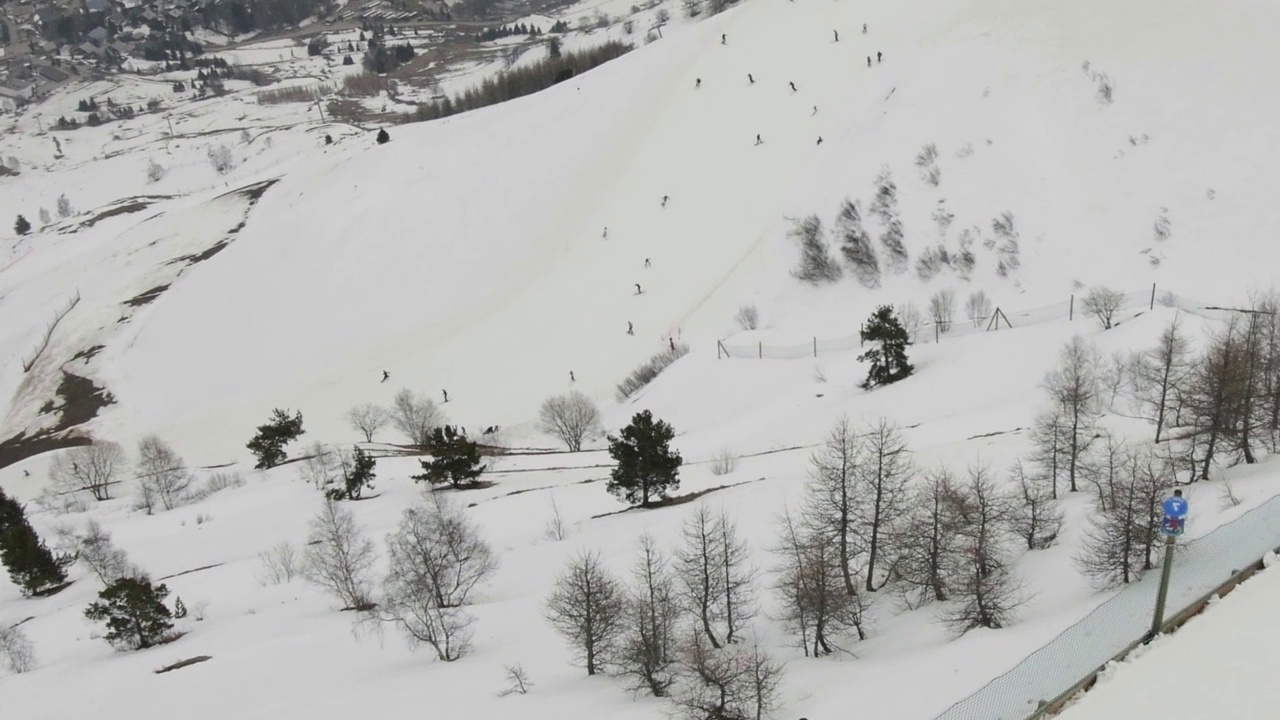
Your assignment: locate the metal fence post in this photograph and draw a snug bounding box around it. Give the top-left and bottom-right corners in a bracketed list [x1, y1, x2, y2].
[1150, 283, 1157, 310]
[1069, 294, 1074, 321]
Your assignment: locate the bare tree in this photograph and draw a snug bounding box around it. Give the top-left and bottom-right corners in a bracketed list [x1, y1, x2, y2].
[1009, 460, 1062, 550]
[539, 391, 603, 452]
[136, 436, 191, 512]
[545, 550, 626, 676]
[895, 468, 964, 608]
[773, 507, 870, 656]
[1042, 336, 1102, 493]
[1131, 315, 1192, 443]
[928, 288, 956, 334]
[1181, 317, 1242, 480]
[498, 664, 533, 696]
[1076, 447, 1165, 588]
[255, 541, 300, 586]
[380, 495, 496, 661]
[347, 403, 389, 443]
[51, 442, 126, 501]
[207, 143, 235, 175]
[944, 465, 1023, 634]
[674, 506, 756, 649]
[146, 158, 167, 183]
[672, 633, 784, 720]
[896, 302, 923, 343]
[76, 519, 138, 585]
[303, 500, 377, 610]
[0, 624, 36, 674]
[855, 418, 913, 592]
[1083, 431, 1126, 511]
[1028, 406, 1069, 498]
[1082, 286, 1125, 329]
[965, 290, 993, 328]
[543, 494, 570, 541]
[389, 389, 446, 450]
[297, 442, 342, 490]
[620, 534, 681, 696]
[735, 304, 761, 331]
[804, 417, 863, 597]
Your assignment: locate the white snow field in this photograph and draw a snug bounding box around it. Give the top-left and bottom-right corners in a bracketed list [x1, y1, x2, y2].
[1059, 557, 1280, 720]
[3, 0, 1280, 717]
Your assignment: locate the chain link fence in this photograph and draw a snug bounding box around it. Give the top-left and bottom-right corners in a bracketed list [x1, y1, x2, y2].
[930, 492, 1280, 720]
[717, 285, 1238, 360]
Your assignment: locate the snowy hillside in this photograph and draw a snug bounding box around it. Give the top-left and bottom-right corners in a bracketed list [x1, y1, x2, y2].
[3, 0, 1280, 718]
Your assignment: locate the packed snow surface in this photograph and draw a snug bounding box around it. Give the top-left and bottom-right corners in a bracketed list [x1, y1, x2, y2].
[3, 0, 1280, 717]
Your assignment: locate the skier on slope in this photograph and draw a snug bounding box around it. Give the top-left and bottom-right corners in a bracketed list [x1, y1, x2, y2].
[635, 283, 643, 295]
[382, 370, 390, 383]
[789, 81, 797, 92]
[627, 321, 635, 335]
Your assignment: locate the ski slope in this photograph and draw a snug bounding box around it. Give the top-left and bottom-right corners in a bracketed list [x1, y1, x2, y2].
[3, 0, 1280, 717]
[1060, 557, 1280, 720]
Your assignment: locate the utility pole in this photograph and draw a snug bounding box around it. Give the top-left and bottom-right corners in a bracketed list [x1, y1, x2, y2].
[165, 114, 175, 137]
[314, 100, 326, 123]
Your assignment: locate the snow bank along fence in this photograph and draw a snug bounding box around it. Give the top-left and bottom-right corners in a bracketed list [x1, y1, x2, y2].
[716, 285, 1238, 360]
[20, 290, 81, 372]
[930, 491, 1280, 720]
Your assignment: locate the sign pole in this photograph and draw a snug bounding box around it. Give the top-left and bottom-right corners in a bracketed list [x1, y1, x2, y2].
[1148, 489, 1187, 642]
[1149, 534, 1176, 639]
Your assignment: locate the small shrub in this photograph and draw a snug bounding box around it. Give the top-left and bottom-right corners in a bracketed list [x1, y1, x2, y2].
[710, 449, 739, 476]
[206, 144, 236, 175]
[615, 343, 690, 401]
[146, 159, 166, 183]
[735, 304, 760, 331]
[0, 625, 36, 674]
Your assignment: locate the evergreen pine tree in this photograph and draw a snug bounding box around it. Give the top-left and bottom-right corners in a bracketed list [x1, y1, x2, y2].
[328, 446, 377, 500]
[246, 408, 305, 469]
[0, 492, 68, 596]
[376, 128, 390, 144]
[607, 410, 683, 507]
[858, 305, 914, 389]
[174, 595, 188, 618]
[84, 577, 174, 650]
[14, 215, 31, 235]
[412, 426, 484, 488]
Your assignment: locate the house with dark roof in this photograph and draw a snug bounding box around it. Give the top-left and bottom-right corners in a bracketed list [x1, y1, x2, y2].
[87, 26, 110, 46]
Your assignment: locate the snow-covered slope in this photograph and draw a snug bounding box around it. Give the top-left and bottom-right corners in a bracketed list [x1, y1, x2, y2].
[1060, 557, 1280, 720]
[3, 0, 1280, 717]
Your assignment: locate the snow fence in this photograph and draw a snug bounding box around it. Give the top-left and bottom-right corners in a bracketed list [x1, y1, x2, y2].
[930, 492, 1280, 720]
[717, 286, 1236, 360]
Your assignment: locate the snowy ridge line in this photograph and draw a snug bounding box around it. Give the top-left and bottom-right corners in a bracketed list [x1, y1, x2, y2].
[717, 286, 1230, 360]
[931, 488, 1280, 720]
[19, 290, 81, 373]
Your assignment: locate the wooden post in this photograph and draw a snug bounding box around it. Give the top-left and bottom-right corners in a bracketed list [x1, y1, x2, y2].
[1069, 295, 1074, 321]
[813, 337, 817, 358]
[1150, 283, 1157, 310]
[934, 322, 939, 343]
[717, 341, 722, 360]
[758, 341, 762, 359]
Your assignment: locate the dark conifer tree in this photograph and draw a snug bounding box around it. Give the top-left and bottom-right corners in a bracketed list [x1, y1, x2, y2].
[607, 410, 683, 507]
[413, 426, 484, 488]
[858, 305, 914, 389]
[84, 577, 174, 650]
[246, 409, 305, 469]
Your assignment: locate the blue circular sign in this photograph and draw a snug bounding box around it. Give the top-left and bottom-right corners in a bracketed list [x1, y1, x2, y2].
[1162, 496, 1188, 519]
